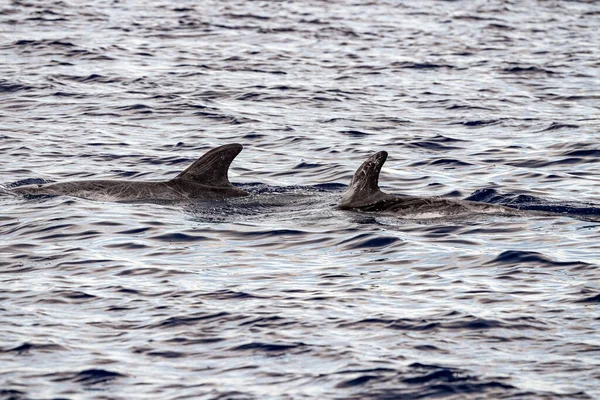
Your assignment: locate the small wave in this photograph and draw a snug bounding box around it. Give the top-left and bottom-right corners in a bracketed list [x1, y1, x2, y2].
[538, 122, 580, 132]
[487, 250, 589, 267]
[403, 367, 470, 384]
[410, 158, 473, 167]
[458, 119, 502, 127]
[202, 290, 264, 300]
[338, 233, 402, 250]
[564, 149, 600, 157]
[232, 342, 306, 352]
[72, 369, 125, 385]
[151, 312, 231, 328]
[0, 389, 27, 400]
[405, 141, 461, 151]
[150, 232, 216, 243]
[340, 129, 371, 137]
[502, 65, 557, 74]
[336, 375, 379, 388]
[391, 61, 455, 69]
[1, 342, 66, 355]
[51, 73, 121, 83]
[574, 291, 600, 303]
[0, 80, 33, 93]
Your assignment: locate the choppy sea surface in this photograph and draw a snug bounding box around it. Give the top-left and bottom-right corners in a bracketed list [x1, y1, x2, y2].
[1, 1, 600, 399]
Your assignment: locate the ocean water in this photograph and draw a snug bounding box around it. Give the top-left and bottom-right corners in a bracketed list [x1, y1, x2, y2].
[1, 0, 600, 399]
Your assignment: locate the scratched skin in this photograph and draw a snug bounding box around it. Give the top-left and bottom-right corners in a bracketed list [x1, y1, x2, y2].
[11, 144, 249, 202]
[339, 151, 524, 219]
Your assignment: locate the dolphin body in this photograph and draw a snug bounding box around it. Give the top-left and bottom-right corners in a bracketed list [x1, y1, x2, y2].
[11, 144, 249, 202]
[339, 151, 520, 218]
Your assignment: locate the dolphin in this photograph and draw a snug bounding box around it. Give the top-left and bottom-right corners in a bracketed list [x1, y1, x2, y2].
[339, 151, 520, 218]
[11, 143, 249, 202]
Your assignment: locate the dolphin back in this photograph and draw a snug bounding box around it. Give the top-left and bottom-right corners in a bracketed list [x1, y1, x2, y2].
[339, 150, 391, 209]
[175, 143, 243, 187]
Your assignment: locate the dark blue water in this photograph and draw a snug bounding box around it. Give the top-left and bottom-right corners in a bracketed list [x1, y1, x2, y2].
[1, 1, 600, 399]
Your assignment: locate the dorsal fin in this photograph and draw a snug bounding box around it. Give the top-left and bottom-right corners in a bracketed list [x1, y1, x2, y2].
[339, 151, 392, 208]
[175, 143, 243, 186]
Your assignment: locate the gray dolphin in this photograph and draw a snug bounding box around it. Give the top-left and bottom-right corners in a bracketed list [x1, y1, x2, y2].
[12, 143, 249, 202]
[339, 151, 519, 218]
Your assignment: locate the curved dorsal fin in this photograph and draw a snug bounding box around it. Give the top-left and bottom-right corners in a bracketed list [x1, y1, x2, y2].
[339, 151, 391, 208]
[175, 143, 243, 186]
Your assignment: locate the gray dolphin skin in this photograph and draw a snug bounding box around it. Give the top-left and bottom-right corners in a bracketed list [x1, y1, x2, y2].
[12, 143, 249, 202]
[339, 151, 519, 218]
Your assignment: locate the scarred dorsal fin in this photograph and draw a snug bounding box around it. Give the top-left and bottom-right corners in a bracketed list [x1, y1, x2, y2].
[175, 143, 243, 186]
[339, 150, 392, 208]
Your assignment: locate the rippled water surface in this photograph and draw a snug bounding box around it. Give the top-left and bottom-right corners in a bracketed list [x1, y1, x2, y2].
[2, 1, 600, 399]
